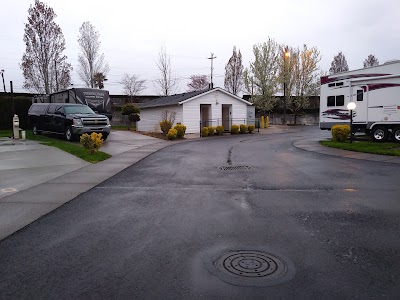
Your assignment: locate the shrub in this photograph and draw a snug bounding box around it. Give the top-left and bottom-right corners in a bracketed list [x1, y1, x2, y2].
[174, 124, 186, 138]
[167, 128, 178, 140]
[248, 124, 255, 133]
[80, 132, 104, 154]
[201, 127, 209, 137]
[239, 124, 247, 134]
[231, 124, 240, 134]
[216, 125, 224, 135]
[160, 120, 172, 135]
[208, 126, 215, 136]
[331, 124, 350, 142]
[121, 103, 140, 116]
[121, 103, 140, 130]
[159, 110, 176, 135]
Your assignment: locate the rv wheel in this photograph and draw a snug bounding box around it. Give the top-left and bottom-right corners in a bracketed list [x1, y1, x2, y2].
[371, 126, 388, 142]
[392, 127, 400, 143]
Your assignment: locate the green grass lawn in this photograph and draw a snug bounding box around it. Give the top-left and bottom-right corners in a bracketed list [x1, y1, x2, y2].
[0, 129, 111, 163]
[320, 140, 400, 156]
[111, 125, 136, 131]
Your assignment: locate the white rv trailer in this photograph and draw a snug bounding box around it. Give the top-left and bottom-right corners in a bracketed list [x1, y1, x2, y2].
[319, 60, 400, 142]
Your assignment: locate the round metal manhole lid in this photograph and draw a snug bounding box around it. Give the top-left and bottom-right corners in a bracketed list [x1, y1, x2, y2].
[206, 249, 295, 287]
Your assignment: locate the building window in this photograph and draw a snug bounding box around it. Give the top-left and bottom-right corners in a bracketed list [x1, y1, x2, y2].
[328, 83, 335, 87]
[336, 82, 344, 86]
[327, 95, 345, 107]
[357, 89, 363, 101]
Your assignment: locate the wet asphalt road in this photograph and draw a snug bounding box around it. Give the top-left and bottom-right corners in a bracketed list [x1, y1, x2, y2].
[0, 126, 399, 299]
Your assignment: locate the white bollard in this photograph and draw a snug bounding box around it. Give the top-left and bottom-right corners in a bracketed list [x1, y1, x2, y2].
[21, 130, 26, 141]
[13, 114, 20, 139]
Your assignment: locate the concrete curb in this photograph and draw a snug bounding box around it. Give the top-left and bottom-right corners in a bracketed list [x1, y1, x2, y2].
[293, 139, 400, 164]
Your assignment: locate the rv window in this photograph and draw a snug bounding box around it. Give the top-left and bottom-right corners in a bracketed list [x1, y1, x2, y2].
[327, 96, 335, 106]
[336, 82, 344, 86]
[357, 90, 363, 101]
[336, 95, 344, 106]
[328, 83, 335, 87]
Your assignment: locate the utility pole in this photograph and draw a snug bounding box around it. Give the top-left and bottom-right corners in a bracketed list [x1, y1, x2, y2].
[208, 53, 217, 89]
[10, 81, 14, 116]
[1, 70, 6, 93]
[54, 60, 59, 92]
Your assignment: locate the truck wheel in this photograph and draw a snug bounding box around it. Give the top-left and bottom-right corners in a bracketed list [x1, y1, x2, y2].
[65, 127, 74, 141]
[392, 127, 400, 143]
[32, 124, 41, 135]
[371, 126, 388, 142]
[102, 133, 109, 141]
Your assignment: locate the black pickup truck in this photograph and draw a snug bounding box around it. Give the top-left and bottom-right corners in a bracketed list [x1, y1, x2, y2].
[28, 103, 111, 141]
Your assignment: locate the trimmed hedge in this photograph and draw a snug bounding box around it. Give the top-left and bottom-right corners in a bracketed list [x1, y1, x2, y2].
[0, 96, 32, 130]
[331, 124, 350, 142]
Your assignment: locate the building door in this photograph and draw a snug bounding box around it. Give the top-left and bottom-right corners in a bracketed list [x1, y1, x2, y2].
[200, 104, 211, 127]
[222, 104, 231, 130]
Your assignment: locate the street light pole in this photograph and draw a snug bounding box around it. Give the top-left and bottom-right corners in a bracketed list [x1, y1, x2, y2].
[347, 102, 356, 143]
[283, 48, 290, 125]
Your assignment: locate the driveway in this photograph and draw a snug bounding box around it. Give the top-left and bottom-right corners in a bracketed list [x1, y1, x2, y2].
[0, 126, 399, 299]
[0, 140, 87, 200]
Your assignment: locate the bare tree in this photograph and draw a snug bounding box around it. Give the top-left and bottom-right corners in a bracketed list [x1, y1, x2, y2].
[187, 75, 209, 91]
[77, 21, 109, 88]
[363, 54, 379, 68]
[243, 37, 280, 113]
[120, 73, 146, 102]
[283, 45, 321, 124]
[21, 0, 72, 94]
[154, 46, 179, 95]
[224, 46, 243, 95]
[329, 51, 349, 74]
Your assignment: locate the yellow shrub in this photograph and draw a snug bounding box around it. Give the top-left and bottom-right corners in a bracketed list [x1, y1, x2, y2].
[167, 128, 178, 140]
[231, 124, 240, 134]
[248, 124, 255, 133]
[208, 126, 215, 136]
[216, 125, 224, 135]
[239, 124, 247, 134]
[80, 132, 103, 154]
[201, 127, 209, 137]
[173, 124, 186, 138]
[331, 124, 350, 142]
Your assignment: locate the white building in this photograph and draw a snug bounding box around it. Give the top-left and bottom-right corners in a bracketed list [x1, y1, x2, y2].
[137, 88, 253, 134]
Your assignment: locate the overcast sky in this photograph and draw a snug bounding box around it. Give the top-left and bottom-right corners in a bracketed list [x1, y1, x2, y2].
[1, 0, 399, 95]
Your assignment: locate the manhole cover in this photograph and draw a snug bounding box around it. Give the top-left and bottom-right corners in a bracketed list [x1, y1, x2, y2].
[206, 249, 295, 287]
[218, 166, 253, 171]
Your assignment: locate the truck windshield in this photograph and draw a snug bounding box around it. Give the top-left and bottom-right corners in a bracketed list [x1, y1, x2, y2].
[64, 105, 95, 114]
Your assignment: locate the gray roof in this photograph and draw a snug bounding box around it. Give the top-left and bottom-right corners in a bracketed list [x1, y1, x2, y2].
[137, 90, 209, 109]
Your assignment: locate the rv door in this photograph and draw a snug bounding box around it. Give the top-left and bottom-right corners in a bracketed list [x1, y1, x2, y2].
[351, 84, 368, 125]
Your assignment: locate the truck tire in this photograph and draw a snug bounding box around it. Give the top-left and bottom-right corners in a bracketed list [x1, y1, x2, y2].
[102, 133, 109, 141]
[32, 124, 41, 135]
[64, 126, 74, 142]
[392, 127, 400, 143]
[371, 126, 388, 142]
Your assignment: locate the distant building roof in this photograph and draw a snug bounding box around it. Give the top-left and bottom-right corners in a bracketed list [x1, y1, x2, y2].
[137, 90, 208, 109]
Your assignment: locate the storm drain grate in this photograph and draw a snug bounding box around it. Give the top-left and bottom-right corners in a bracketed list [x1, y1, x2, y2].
[218, 166, 253, 171]
[210, 249, 296, 287]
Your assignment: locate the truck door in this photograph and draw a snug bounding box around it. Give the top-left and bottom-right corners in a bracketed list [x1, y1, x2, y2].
[45, 104, 57, 132]
[53, 105, 65, 133]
